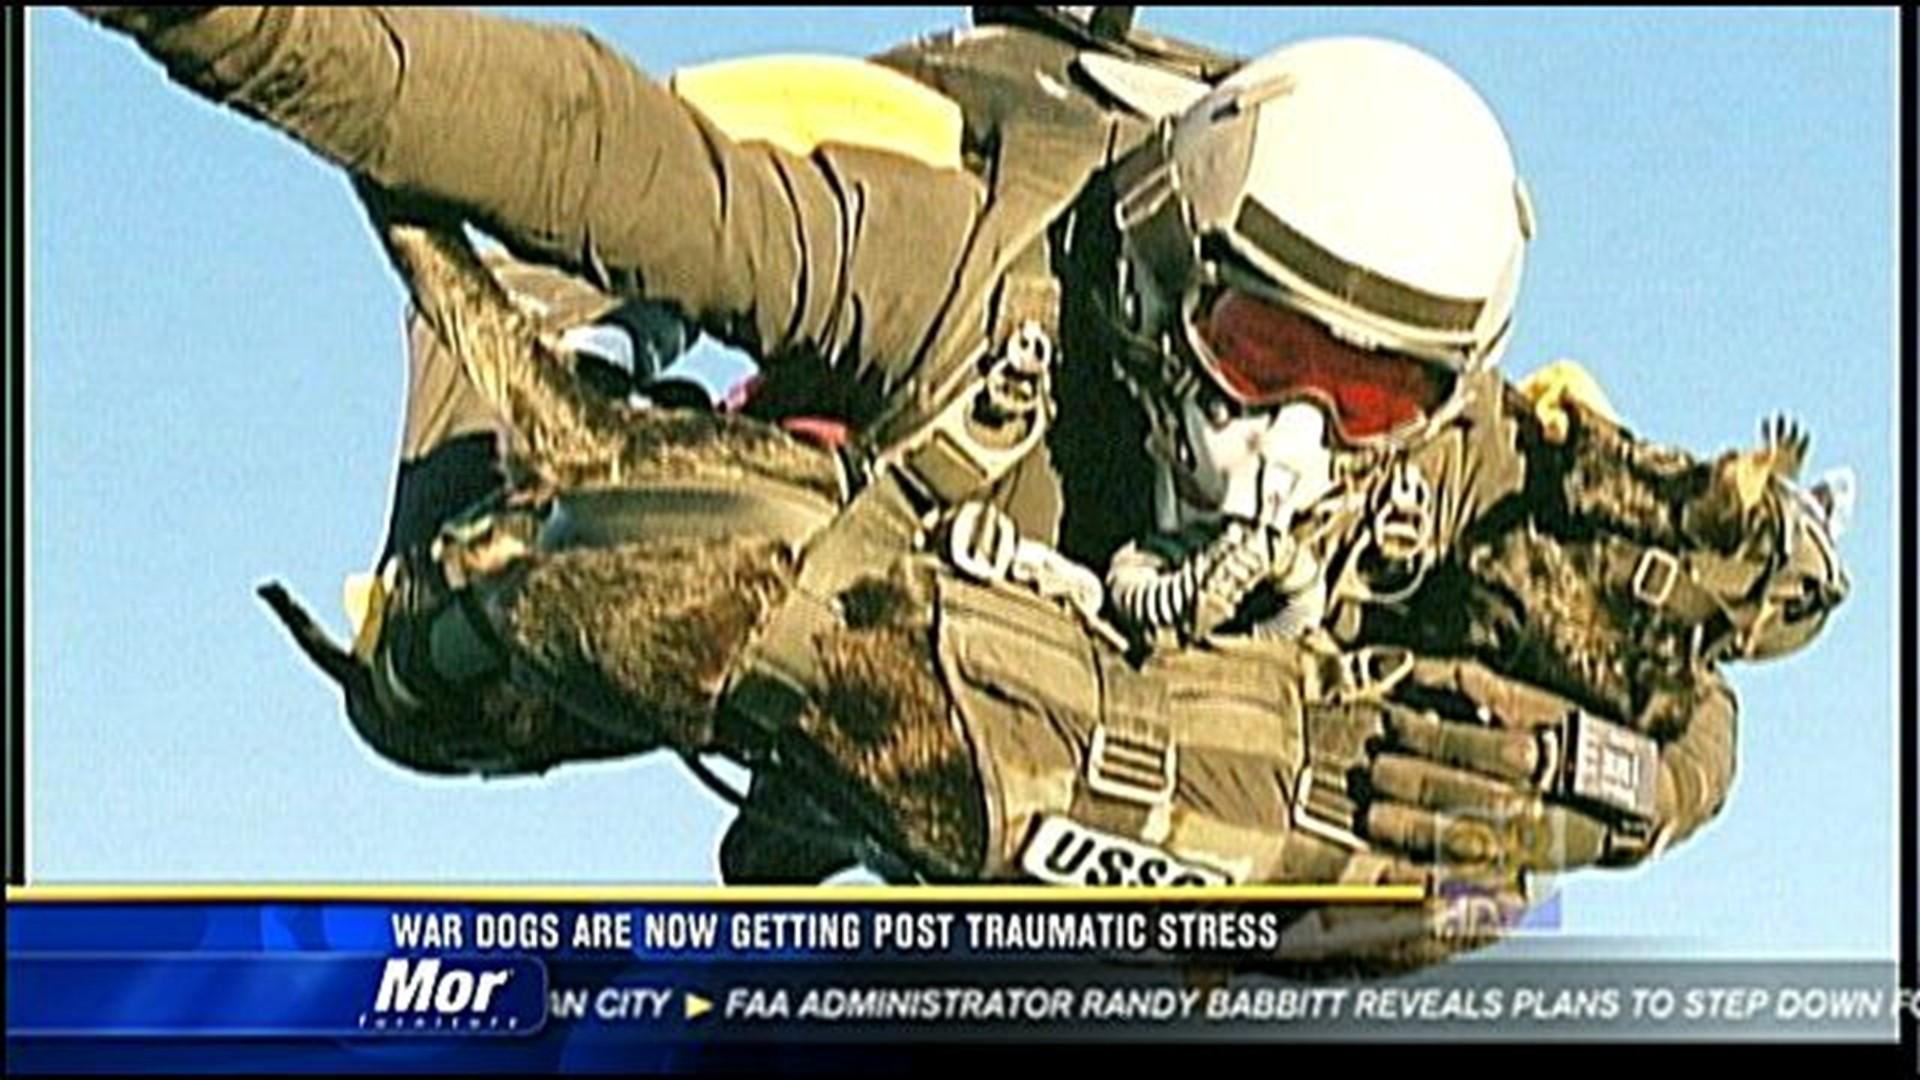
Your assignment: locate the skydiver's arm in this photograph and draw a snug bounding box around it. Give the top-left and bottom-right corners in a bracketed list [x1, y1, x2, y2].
[1604, 667, 1740, 866]
[85, 7, 982, 384]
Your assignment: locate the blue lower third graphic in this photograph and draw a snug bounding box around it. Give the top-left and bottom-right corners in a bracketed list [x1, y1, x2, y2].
[8, 955, 548, 1038]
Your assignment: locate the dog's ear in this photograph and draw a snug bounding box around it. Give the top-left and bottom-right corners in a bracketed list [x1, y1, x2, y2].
[1714, 415, 1809, 524]
[1760, 414, 1809, 482]
[257, 581, 362, 688]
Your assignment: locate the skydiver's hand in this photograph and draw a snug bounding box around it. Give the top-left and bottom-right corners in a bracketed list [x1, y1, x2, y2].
[1303, 654, 1672, 876]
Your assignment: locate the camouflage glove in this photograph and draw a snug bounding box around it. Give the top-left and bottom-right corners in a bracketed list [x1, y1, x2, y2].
[1301, 653, 1680, 877]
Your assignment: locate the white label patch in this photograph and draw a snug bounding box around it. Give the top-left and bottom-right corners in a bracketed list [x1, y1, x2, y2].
[1019, 815, 1232, 887]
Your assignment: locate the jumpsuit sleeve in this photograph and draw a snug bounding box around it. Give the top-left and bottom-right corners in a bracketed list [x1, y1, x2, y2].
[98, 7, 983, 386]
[1590, 666, 1739, 867]
[1648, 667, 1740, 858]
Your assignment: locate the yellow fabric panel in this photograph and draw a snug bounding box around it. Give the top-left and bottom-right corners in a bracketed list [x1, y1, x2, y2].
[1516, 359, 1622, 444]
[670, 54, 964, 170]
[344, 569, 387, 663]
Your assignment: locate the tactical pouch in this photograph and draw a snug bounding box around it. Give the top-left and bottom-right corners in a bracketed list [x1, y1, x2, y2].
[933, 571, 1310, 885]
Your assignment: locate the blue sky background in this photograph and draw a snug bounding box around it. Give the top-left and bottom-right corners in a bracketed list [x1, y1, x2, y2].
[25, 9, 1899, 961]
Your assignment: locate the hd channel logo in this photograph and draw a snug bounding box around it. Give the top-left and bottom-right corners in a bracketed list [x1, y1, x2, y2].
[356, 957, 548, 1036]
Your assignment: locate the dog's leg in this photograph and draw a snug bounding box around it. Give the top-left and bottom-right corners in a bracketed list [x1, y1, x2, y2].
[358, 184, 636, 490]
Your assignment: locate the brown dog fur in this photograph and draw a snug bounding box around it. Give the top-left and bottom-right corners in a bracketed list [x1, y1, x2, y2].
[371, 206, 985, 872]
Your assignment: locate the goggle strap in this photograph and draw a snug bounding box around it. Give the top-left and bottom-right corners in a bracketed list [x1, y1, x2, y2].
[1233, 198, 1486, 336]
[1113, 130, 1201, 303]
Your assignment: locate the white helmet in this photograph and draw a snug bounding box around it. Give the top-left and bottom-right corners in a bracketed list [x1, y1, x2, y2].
[1108, 37, 1535, 458]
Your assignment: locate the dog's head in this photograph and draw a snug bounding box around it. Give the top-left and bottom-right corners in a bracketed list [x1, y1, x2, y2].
[1694, 417, 1852, 664]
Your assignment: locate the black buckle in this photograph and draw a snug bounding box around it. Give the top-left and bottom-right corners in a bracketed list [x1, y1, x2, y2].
[1631, 548, 1682, 608]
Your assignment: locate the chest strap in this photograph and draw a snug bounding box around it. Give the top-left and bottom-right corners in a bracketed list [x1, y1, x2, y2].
[867, 119, 1115, 509]
[1596, 535, 1769, 662]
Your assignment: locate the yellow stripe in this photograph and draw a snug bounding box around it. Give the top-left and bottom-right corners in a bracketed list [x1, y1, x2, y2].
[670, 55, 964, 169]
[7, 883, 1421, 905]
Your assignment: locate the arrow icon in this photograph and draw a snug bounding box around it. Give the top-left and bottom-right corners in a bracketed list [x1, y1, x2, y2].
[684, 992, 713, 1021]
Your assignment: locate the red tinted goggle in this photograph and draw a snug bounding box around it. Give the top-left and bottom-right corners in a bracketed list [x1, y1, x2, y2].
[1194, 289, 1458, 446]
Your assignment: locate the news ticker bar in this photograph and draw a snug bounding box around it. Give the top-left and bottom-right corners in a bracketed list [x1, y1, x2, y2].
[8, 953, 1908, 1043]
[6, 894, 1907, 1046]
[5, 889, 1424, 1044]
[7, 893, 1430, 964]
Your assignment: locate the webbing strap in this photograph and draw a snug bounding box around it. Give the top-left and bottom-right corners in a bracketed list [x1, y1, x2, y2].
[1069, 665, 1172, 840]
[868, 119, 1113, 505]
[539, 478, 840, 551]
[720, 471, 926, 749]
[704, 471, 969, 881]
[1066, 646, 1315, 847]
[1597, 535, 1758, 636]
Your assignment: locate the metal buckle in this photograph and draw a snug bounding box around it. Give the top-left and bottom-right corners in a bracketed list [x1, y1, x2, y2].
[1329, 646, 1414, 704]
[1631, 548, 1682, 608]
[1086, 722, 1177, 807]
[1010, 542, 1131, 652]
[983, 319, 1054, 421]
[886, 345, 1053, 507]
[946, 501, 1018, 583]
[1290, 765, 1368, 851]
[1373, 463, 1433, 563]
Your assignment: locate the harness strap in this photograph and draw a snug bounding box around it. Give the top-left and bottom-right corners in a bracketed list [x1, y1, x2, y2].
[701, 117, 1120, 871]
[718, 471, 927, 752]
[868, 119, 1114, 508]
[1595, 534, 1772, 663]
[539, 478, 840, 550]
